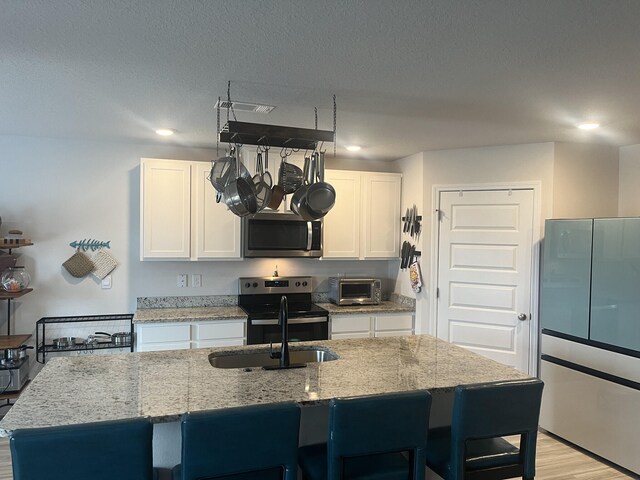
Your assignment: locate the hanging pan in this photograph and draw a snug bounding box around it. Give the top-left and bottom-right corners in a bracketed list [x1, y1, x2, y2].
[224, 150, 258, 216]
[304, 152, 336, 217]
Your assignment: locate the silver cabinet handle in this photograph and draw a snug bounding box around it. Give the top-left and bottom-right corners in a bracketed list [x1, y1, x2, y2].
[518, 313, 528, 321]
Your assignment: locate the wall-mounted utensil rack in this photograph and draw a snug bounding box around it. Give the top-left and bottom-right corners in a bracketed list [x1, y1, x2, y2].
[36, 313, 134, 364]
[219, 121, 334, 150]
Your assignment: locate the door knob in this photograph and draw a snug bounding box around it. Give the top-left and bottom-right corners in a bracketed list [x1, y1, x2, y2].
[518, 313, 528, 321]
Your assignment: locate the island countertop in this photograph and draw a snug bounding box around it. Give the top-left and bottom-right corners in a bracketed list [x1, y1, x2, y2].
[0, 335, 528, 436]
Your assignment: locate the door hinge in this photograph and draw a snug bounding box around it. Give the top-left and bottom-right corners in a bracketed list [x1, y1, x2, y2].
[436, 288, 439, 299]
[435, 209, 443, 222]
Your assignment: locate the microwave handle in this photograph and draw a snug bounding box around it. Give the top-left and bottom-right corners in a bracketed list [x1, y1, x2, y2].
[306, 222, 313, 251]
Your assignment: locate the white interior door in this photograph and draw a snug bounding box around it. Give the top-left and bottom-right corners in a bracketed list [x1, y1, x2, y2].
[436, 189, 534, 372]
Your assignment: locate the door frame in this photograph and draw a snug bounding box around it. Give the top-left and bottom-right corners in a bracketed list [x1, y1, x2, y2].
[429, 181, 542, 375]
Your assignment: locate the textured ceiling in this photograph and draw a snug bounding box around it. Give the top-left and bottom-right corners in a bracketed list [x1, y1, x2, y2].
[2, 0, 640, 160]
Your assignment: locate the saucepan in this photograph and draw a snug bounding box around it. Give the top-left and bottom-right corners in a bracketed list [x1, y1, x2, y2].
[95, 331, 132, 346]
[3, 345, 34, 361]
[52, 337, 83, 349]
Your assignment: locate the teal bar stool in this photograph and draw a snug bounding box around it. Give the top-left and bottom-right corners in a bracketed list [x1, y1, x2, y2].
[426, 378, 544, 480]
[10, 417, 155, 480]
[298, 390, 432, 480]
[173, 402, 301, 480]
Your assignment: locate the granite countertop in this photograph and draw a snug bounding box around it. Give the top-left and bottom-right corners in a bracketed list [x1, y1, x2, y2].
[133, 302, 413, 324]
[133, 306, 247, 324]
[0, 335, 528, 435]
[318, 301, 414, 315]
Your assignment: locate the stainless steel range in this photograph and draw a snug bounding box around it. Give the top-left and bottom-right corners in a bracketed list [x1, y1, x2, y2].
[238, 276, 329, 345]
[0, 356, 29, 393]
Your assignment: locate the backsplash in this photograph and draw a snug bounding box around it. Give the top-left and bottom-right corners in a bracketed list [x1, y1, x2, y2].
[137, 295, 237, 309]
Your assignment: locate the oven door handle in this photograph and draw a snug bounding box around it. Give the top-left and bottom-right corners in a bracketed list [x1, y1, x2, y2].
[252, 316, 328, 326]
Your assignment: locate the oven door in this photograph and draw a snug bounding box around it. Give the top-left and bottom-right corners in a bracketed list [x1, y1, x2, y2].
[243, 213, 322, 258]
[247, 316, 329, 345]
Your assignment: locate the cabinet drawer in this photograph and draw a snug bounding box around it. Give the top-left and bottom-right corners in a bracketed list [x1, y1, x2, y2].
[195, 338, 245, 348]
[194, 321, 245, 340]
[375, 330, 413, 338]
[137, 323, 191, 344]
[375, 314, 413, 332]
[331, 331, 371, 340]
[331, 315, 371, 333]
[137, 341, 191, 352]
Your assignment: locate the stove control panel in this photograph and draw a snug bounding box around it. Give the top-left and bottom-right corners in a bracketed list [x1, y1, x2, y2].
[239, 276, 312, 295]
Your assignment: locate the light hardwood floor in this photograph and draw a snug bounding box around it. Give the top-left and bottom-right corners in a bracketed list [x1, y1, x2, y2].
[0, 431, 634, 479]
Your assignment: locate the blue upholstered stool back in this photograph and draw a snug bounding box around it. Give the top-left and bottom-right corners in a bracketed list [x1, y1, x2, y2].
[327, 390, 432, 480]
[451, 378, 544, 479]
[10, 417, 154, 480]
[178, 402, 301, 480]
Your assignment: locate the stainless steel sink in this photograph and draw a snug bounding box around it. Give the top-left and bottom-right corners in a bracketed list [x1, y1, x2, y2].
[209, 348, 338, 369]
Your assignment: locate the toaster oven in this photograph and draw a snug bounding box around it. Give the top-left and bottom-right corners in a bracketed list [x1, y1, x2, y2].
[328, 277, 382, 306]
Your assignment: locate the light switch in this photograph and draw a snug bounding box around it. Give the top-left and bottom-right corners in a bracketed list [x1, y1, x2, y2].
[177, 274, 188, 288]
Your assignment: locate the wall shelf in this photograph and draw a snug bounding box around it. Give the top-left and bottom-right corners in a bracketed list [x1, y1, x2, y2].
[36, 313, 134, 364]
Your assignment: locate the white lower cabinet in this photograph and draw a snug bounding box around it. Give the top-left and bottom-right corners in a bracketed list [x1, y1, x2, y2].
[330, 313, 414, 339]
[331, 315, 373, 339]
[192, 320, 246, 349]
[135, 319, 246, 352]
[374, 313, 414, 337]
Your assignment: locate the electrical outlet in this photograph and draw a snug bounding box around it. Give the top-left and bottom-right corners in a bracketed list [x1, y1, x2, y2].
[191, 274, 202, 288]
[101, 275, 112, 289]
[177, 274, 188, 288]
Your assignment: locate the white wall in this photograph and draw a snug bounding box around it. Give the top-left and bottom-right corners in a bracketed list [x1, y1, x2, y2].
[0, 136, 393, 338]
[619, 144, 640, 216]
[418, 142, 555, 335]
[393, 152, 424, 330]
[553, 142, 618, 218]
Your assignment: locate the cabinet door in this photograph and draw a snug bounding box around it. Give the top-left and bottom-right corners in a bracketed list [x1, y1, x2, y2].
[374, 313, 414, 334]
[590, 218, 640, 351]
[362, 173, 402, 259]
[192, 162, 242, 259]
[140, 158, 191, 260]
[331, 315, 372, 338]
[323, 170, 361, 259]
[540, 219, 592, 339]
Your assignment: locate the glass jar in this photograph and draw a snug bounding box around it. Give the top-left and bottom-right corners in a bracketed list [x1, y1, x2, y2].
[1, 266, 31, 292]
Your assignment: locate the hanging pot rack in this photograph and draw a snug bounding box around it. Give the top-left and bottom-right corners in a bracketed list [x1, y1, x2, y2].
[219, 120, 334, 150]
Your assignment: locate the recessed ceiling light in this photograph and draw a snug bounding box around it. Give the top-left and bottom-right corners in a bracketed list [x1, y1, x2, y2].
[577, 122, 600, 130]
[346, 145, 361, 152]
[155, 128, 175, 136]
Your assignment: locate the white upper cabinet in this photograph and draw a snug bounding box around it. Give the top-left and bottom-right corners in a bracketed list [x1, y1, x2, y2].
[362, 173, 402, 259]
[191, 162, 242, 259]
[141, 158, 191, 260]
[323, 170, 401, 260]
[140, 158, 241, 261]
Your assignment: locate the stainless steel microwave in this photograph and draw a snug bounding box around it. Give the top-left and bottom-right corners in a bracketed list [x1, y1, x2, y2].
[243, 212, 322, 258]
[329, 277, 382, 305]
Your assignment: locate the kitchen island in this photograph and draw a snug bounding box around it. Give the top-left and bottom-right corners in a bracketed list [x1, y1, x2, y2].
[0, 335, 528, 468]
